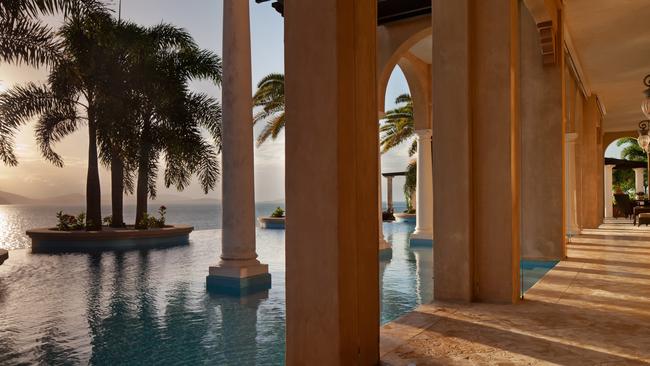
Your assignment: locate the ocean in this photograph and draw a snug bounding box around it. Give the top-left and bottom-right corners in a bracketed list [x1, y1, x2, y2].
[0, 202, 408, 250]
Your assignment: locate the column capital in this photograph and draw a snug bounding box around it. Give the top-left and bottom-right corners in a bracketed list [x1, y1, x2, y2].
[634, 167, 646, 172]
[415, 129, 432, 140]
[605, 164, 615, 171]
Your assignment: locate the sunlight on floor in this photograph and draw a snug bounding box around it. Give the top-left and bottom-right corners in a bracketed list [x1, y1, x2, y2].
[381, 228, 650, 365]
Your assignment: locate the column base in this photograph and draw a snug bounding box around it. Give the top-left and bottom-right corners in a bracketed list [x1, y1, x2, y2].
[379, 247, 393, 261]
[410, 231, 433, 247]
[379, 237, 392, 260]
[207, 260, 271, 295]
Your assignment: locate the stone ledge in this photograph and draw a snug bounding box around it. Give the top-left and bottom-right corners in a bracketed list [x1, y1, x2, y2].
[26, 225, 193, 253]
[394, 213, 416, 223]
[0, 249, 7, 265]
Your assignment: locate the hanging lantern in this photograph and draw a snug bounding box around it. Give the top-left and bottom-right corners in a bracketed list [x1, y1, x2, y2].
[643, 75, 650, 120]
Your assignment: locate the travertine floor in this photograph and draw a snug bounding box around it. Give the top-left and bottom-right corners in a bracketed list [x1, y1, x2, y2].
[381, 231, 650, 365]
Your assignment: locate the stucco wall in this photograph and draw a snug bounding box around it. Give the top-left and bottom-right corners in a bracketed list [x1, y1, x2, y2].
[519, 5, 564, 260]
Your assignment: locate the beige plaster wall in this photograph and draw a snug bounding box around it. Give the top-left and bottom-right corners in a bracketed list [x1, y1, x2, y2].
[284, 0, 379, 363]
[519, 5, 564, 260]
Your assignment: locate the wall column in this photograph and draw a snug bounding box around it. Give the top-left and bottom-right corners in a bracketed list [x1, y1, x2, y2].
[411, 129, 434, 246]
[285, 0, 379, 363]
[566, 133, 579, 235]
[634, 167, 645, 195]
[207, 0, 270, 294]
[433, 0, 520, 303]
[604, 164, 614, 218]
[578, 95, 604, 228]
[519, 3, 563, 261]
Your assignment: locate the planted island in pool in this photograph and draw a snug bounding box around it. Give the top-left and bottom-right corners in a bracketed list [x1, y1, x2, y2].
[258, 206, 286, 229]
[26, 207, 193, 253]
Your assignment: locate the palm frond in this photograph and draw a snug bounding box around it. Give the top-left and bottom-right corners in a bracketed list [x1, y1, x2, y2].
[408, 139, 418, 157]
[0, 17, 61, 66]
[380, 93, 414, 154]
[256, 113, 285, 146]
[34, 108, 80, 166]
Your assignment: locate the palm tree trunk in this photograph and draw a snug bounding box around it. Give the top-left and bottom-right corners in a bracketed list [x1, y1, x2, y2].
[135, 120, 151, 228]
[135, 159, 148, 228]
[110, 152, 124, 228]
[86, 119, 102, 231]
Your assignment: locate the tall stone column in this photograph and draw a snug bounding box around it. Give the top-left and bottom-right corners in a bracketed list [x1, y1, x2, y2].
[604, 164, 614, 218]
[379, 155, 392, 260]
[285, 0, 379, 363]
[634, 167, 645, 195]
[433, 0, 521, 303]
[386, 176, 394, 211]
[411, 129, 433, 246]
[566, 133, 579, 235]
[207, 0, 270, 294]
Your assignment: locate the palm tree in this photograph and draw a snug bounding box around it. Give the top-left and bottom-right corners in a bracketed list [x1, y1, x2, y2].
[0, 0, 105, 67]
[380, 94, 416, 156]
[253, 73, 285, 146]
[0, 0, 107, 166]
[617, 137, 647, 161]
[0, 9, 117, 230]
[615, 137, 648, 193]
[123, 23, 222, 227]
[404, 160, 416, 212]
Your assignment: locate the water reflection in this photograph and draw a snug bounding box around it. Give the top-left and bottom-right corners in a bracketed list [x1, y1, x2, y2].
[411, 247, 433, 304]
[77, 246, 273, 365]
[0, 226, 427, 365]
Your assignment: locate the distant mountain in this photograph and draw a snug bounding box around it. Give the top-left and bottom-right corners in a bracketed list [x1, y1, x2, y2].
[0, 190, 35, 205]
[0, 190, 221, 206]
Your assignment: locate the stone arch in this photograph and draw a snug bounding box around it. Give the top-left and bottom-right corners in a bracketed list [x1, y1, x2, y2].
[603, 130, 637, 155]
[398, 53, 431, 130]
[377, 16, 431, 113]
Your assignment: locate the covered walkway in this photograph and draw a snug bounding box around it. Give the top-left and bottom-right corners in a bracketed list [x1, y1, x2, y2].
[381, 231, 650, 365]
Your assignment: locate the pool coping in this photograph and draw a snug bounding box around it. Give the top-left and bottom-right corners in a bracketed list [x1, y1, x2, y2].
[26, 225, 194, 252]
[257, 216, 286, 229]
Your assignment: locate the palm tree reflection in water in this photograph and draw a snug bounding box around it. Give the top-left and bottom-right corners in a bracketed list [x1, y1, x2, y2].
[83, 250, 271, 365]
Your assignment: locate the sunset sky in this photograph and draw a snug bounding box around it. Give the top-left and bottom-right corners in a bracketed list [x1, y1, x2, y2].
[0, 0, 622, 202]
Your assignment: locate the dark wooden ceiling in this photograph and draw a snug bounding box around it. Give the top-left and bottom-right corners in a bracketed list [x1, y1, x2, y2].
[255, 0, 431, 25]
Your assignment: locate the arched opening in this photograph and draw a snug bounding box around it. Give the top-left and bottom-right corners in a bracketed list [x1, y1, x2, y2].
[603, 136, 648, 223]
[378, 59, 435, 322]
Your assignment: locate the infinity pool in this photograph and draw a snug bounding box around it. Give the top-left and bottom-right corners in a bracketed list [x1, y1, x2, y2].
[0, 221, 554, 365]
[0, 222, 433, 365]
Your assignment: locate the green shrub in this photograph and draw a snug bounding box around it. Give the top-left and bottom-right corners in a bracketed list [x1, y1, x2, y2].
[103, 215, 113, 226]
[137, 206, 167, 229]
[56, 211, 87, 231]
[270, 207, 285, 218]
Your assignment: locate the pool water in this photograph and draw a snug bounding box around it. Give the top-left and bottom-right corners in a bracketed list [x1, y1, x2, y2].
[521, 259, 559, 295]
[0, 222, 433, 365]
[0, 221, 553, 365]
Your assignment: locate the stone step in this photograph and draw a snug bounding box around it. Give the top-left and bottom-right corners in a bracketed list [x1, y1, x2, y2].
[571, 232, 650, 245]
